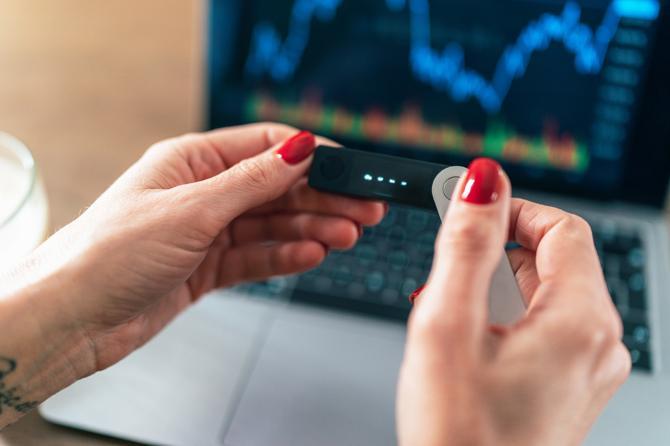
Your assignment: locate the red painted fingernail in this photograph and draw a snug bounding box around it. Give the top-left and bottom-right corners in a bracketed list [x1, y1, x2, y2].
[461, 158, 501, 205]
[409, 284, 426, 304]
[275, 130, 316, 165]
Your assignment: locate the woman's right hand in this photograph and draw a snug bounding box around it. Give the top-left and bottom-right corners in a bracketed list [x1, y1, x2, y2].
[397, 159, 631, 446]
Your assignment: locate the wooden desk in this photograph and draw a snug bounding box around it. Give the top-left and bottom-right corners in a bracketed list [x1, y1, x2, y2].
[0, 1, 203, 444]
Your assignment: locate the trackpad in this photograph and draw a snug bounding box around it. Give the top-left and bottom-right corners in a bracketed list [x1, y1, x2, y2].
[40, 293, 274, 446]
[224, 305, 406, 446]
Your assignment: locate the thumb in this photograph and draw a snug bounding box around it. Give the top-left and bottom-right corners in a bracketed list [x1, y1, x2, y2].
[417, 158, 511, 337]
[198, 130, 317, 222]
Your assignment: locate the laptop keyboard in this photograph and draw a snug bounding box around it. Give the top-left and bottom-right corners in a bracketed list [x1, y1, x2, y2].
[246, 206, 652, 372]
[594, 223, 652, 371]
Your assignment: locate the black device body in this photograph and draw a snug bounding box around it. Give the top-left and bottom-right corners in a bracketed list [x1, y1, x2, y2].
[308, 146, 447, 210]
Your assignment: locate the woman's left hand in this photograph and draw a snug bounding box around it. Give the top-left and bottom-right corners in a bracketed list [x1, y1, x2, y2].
[7, 123, 385, 374]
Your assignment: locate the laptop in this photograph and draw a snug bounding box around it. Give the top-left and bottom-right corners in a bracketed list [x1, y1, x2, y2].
[41, 1, 670, 445]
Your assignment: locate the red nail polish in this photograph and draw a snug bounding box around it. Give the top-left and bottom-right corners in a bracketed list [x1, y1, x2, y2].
[409, 284, 426, 304]
[275, 131, 316, 165]
[461, 158, 501, 205]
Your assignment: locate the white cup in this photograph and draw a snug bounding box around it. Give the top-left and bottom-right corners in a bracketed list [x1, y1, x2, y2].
[0, 132, 49, 271]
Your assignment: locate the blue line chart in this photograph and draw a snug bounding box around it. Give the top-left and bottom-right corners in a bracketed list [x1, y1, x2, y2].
[244, 0, 660, 113]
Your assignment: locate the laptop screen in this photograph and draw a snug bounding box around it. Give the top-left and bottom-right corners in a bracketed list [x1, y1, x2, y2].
[207, 0, 670, 206]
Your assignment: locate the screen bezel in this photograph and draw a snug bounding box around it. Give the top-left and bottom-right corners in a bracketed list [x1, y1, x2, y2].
[206, 0, 670, 209]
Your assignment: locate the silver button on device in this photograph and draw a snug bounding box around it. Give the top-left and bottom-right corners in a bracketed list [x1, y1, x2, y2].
[443, 176, 461, 200]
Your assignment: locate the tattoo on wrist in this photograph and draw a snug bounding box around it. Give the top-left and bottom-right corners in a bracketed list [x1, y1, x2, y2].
[0, 357, 38, 413]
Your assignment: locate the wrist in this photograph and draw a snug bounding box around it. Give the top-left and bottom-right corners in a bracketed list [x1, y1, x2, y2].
[0, 248, 97, 425]
[21, 263, 98, 381]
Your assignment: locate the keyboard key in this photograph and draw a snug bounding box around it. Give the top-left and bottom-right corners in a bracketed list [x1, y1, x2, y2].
[628, 272, 645, 293]
[624, 320, 650, 344]
[627, 347, 652, 371]
[389, 250, 408, 270]
[388, 226, 407, 244]
[314, 276, 333, 293]
[407, 211, 429, 232]
[628, 290, 647, 312]
[401, 278, 419, 297]
[379, 208, 397, 229]
[366, 271, 385, 293]
[633, 326, 650, 345]
[418, 233, 435, 248]
[348, 282, 366, 299]
[627, 248, 645, 269]
[356, 244, 378, 266]
[333, 266, 353, 286]
[381, 288, 400, 304]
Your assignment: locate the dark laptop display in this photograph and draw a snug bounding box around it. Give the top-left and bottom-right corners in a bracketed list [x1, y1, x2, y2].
[208, 0, 670, 205]
[207, 0, 670, 371]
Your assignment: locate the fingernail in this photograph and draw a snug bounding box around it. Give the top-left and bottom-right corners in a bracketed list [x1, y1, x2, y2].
[275, 131, 316, 165]
[357, 224, 364, 238]
[409, 284, 426, 304]
[461, 158, 501, 205]
[383, 203, 390, 214]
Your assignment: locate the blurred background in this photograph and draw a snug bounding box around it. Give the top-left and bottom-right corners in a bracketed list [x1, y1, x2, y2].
[0, 1, 203, 230]
[0, 1, 202, 444]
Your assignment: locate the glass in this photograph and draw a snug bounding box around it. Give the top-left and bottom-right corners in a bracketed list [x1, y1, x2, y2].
[0, 132, 49, 270]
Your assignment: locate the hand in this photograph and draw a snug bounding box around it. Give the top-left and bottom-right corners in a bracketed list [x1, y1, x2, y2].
[397, 159, 630, 446]
[12, 123, 385, 373]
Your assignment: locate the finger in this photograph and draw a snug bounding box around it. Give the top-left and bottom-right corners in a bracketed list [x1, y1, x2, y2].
[137, 123, 338, 185]
[217, 241, 327, 287]
[509, 199, 607, 303]
[230, 214, 360, 250]
[507, 248, 540, 305]
[412, 159, 511, 342]
[188, 130, 319, 225]
[249, 179, 387, 226]
[202, 122, 339, 168]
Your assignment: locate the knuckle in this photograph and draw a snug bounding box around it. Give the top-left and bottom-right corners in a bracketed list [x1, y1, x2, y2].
[574, 317, 621, 353]
[595, 342, 632, 390]
[177, 132, 202, 143]
[408, 304, 467, 342]
[611, 343, 633, 383]
[144, 139, 176, 157]
[145, 133, 202, 158]
[235, 157, 273, 190]
[603, 307, 625, 340]
[541, 310, 613, 352]
[562, 214, 594, 240]
[580, 326, 611, 351]
[260, 121, 295, 133]
[407, 308, 441, 338]
[259, 122, 298, 143]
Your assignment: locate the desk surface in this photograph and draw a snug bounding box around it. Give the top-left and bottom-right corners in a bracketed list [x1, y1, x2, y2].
[0, 1, 202, 444]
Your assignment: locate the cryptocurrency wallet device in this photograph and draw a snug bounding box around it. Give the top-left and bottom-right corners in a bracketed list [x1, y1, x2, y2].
[308, 145, 446, 210]
[309, 145, 526, 325]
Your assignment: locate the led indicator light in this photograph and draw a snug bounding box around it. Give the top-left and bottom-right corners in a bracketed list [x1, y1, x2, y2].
[389, 179, 396, 184]
[377, 176, 385, 182]
[401, 181, 408, 187]
[364, 174, 373, 181]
